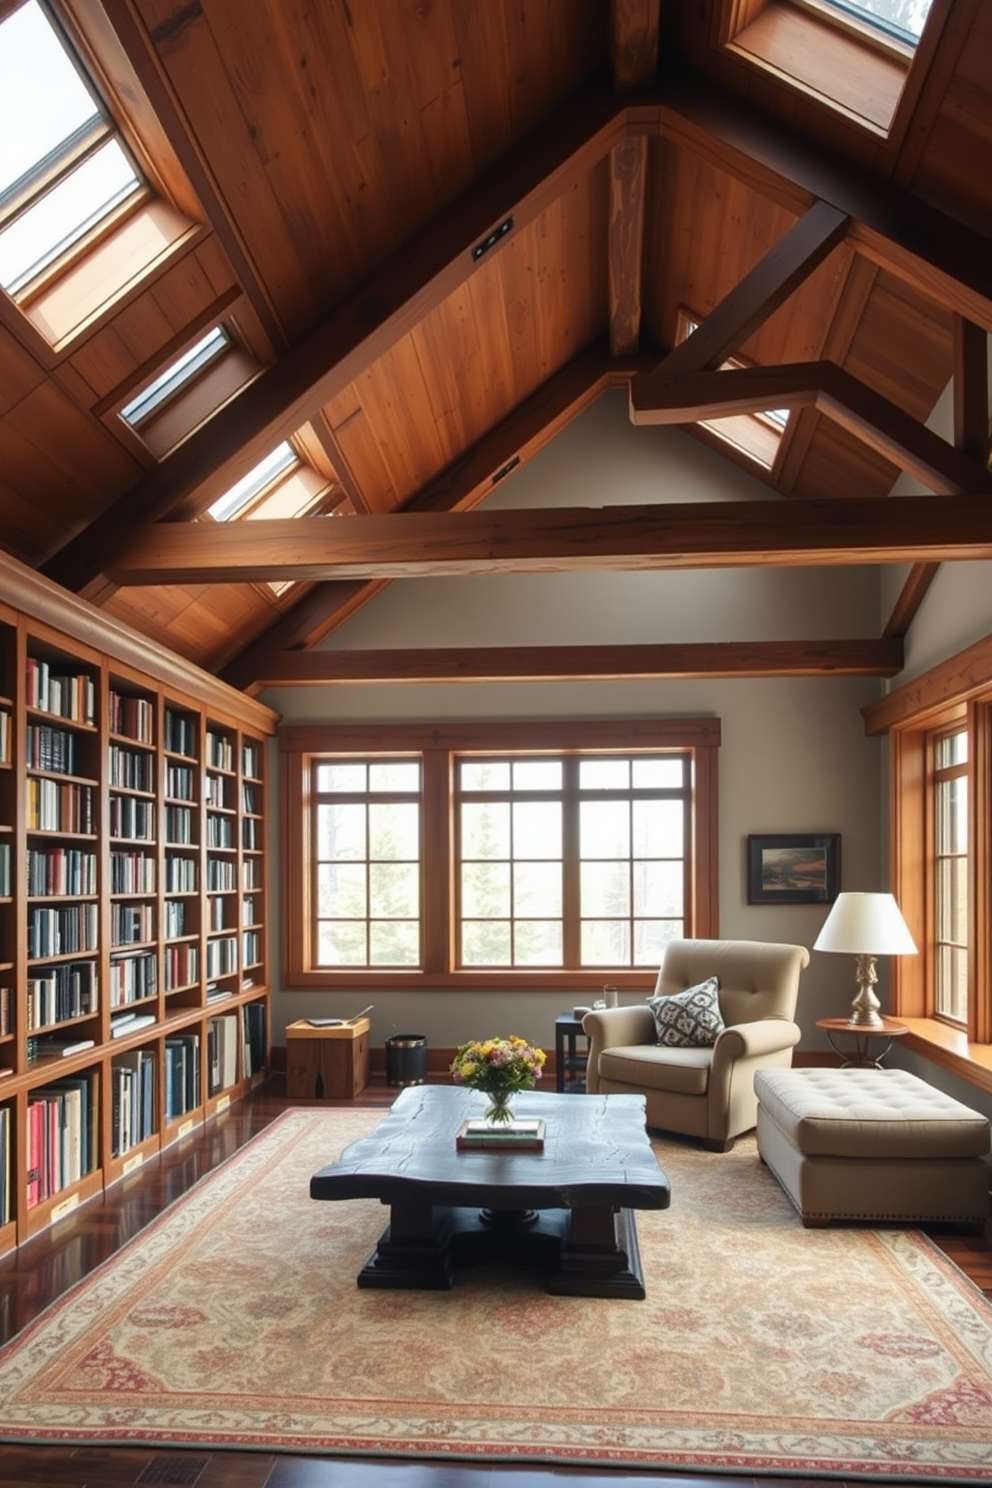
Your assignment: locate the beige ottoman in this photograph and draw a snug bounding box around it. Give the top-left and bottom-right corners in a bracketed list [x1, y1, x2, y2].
[754, 1067, 991, 1228]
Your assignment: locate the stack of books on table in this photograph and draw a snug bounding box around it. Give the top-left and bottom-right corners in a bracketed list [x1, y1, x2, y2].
[455, 1118, 545, 1151]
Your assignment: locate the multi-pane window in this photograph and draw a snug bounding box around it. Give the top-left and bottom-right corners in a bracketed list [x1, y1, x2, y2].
[933, 729, 968, 1024]
[0, 1, 143, 296]
[286, 723, 717, 988]
[312, 759, 421, 967]
[819, 0, 932, 45]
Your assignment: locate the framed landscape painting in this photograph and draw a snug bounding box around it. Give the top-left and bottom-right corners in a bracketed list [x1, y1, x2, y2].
[747, 834, 840, 905]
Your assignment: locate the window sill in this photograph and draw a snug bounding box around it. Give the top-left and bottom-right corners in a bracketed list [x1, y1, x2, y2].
[285, 969, 659, 993]
[899, 1017, 992, 1098]
[21, 200, 202, 356]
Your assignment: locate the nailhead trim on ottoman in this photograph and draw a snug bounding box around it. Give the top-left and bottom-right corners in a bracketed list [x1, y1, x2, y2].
[754, 1067, 992, 1227]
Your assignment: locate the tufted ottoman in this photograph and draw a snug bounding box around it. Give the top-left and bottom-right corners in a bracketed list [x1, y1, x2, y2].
[754, 1067, 991, 1228]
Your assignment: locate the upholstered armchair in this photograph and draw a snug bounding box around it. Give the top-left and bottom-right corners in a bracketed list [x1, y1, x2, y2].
[583, 938, 809, 1151]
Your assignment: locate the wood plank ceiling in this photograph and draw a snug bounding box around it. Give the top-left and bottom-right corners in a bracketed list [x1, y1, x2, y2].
[1, 0, 990, 692]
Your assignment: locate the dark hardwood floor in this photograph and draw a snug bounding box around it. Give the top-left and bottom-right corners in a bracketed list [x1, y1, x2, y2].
[1, 1077, 989, 1488]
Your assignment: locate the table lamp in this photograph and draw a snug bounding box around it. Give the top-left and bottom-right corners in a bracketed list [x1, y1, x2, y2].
[813, 891, 917, 1027]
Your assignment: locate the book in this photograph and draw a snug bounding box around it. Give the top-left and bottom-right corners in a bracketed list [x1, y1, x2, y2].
[35, 1036, 96, 1058]
[456, 1118, 545, 1151]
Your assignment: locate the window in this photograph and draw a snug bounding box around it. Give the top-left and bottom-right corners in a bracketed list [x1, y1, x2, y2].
[678, 312, 790, 472]
[121, 327, 233, 428]
[0, 1, 143, 297]
[932, 729, 968, 1024]
[282, 720, 720, 989]
[313, 759, 421, 967]
[208, 443, 300, 522]
[720, 0, 942, 137]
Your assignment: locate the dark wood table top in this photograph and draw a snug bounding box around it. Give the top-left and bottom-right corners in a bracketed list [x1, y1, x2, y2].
[310, 1085, 670, 1212]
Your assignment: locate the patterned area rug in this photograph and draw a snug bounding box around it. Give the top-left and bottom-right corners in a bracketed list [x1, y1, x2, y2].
[2, 1107, 992, 1480]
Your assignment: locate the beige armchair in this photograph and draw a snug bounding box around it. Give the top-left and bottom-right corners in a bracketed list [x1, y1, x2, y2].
[583, 938, 809, 1150]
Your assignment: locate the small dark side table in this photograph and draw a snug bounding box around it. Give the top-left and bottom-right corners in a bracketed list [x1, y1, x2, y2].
[554, 1011, 590, 1092]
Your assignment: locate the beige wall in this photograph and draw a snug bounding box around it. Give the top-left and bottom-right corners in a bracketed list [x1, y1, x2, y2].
[263, 392, 891, 1057]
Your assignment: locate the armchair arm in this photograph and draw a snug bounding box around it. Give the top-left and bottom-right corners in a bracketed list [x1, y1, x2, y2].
[713, 1018, 802, 1062]
[582, 1005, 656, 1093]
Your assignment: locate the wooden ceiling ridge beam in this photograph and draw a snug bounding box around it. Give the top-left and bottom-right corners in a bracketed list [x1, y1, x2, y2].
[41, 78, 630, 604]
[630, 361, 992, 496]
[219, 343, 644, 692]
[245, 638, 904, 689]
[105, 496, 992, 586]
[655, 72, 992, 330]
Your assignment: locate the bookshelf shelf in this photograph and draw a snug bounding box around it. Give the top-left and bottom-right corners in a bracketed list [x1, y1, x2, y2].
[0, 551, 276, 1256]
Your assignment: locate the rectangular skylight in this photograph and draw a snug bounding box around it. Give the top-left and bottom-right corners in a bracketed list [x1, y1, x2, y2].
[207, 442, 299, 522]
[820, 0, 931, 44]
[0, 0, 142, 295]
[121, 327, 232, 427]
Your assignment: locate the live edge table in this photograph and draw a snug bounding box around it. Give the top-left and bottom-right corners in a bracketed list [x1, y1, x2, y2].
[310, 1085, 670, 1299]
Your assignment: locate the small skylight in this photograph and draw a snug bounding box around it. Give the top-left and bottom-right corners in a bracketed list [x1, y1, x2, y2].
[207, 442, 299, 522]
[0, 0, 142, 295]
[678, 314, 791, 471]
[121, 327, 232, 427]
[821, 0, 932, 45]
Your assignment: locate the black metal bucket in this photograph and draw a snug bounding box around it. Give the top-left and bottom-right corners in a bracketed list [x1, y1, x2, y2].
[385, 1033, 428, 1087]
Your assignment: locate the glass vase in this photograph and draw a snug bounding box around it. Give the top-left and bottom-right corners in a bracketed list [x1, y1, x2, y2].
[484, 1089, 515, 1125]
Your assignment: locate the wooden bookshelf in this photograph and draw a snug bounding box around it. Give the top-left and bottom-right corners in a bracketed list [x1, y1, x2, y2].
[0, 550, 277, 1249]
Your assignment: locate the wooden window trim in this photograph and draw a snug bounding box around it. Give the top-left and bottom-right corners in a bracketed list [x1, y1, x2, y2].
[887, 643, 992, 1088]
[716, 0, 951, 142]
[281, 719, 720, 991]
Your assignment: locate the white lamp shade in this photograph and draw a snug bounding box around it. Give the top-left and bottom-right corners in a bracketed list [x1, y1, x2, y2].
[814, 892, 917, 956]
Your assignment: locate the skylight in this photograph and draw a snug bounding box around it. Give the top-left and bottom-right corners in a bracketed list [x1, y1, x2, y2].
[679, 314, 791, 469]
[821, 0, 932, 45]
[207, 442, 299, 522]
[121, 327, 232, 427]
[0, 0, 142, 295]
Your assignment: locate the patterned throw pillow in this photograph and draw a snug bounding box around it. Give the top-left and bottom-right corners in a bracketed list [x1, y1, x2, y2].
[648, 976, 724, 1047]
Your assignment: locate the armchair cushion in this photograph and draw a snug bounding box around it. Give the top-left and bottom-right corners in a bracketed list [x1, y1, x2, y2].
[648, 976, 724, 1047]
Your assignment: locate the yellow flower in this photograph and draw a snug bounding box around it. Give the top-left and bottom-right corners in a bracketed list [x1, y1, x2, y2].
[459, 1060, 477, 1080]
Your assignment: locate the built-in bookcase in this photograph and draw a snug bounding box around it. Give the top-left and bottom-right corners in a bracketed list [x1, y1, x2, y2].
[0, 553, 276, 1252]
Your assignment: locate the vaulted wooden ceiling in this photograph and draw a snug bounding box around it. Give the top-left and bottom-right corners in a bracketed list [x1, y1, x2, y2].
[2, 0, 990, 694]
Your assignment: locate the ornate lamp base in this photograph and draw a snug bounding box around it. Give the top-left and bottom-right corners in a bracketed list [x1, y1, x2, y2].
[848, 952, 884, 1027]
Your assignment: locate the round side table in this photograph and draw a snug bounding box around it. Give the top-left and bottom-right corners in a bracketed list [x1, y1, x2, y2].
[816, 1016, 908, 1069]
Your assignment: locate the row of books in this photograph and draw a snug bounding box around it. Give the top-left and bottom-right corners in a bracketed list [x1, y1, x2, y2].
[109, 794, 155, 841]
[164, 1032, 201, 1119]
[27, 960, 97, 1029]
[108, 690, 154, 744]
[26, 660, 96, 727]
[243, 818, 260, 849]
[0, 985, 10, 1037]
[111, 1048, 156, 1158]
[207, 1012, 238, 1095]
[26, 722, 78, 775]
[26, 1072, 97, 1207]
[205, 815, 234, 848]
[0, 706, 9, 766]
[164, 942, 198, 991]
[166, 762, 195, 800]
[109, 743, 155, 791]
[165, 855, 197, 892]
[163, 710, 198, 758]
[28, 902, 99, 960]
[165, 805, 195, 844]
[27, 846, 97, 897]
[205, 774, 229, 808]
[0, 841, 9, 896]
[111, 851, 156, 894]
[243, 930, 263, 966]
[206, 731, 235, 771]
[205, 935, 238, 978]
[111, 901, 154, 947]
[164, 899, 186, 938]
[207, 859, 237, 891]
[0, 1105, 9, 1224]
[26, 778, 96, 834]
[109, 951, 157, 1007]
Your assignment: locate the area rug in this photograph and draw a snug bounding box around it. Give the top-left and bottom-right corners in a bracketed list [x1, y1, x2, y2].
[2, 1108, 992, 1481]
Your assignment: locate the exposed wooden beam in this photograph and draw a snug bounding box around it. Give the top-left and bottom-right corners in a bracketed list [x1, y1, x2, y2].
[241, 639, 904, 689]
[221, 344, 648, 692]
[655, 75, 992, 331]
[630, 361, 992, 495]
[611, 0, 661, 89]
[864, 630, 992, 736]
[106, 496, 992, 585]
[885, 318, 990, 639]
[644, 200, 850, 379]
[41, 79, 628, 603]
[608, 135, 648, 356]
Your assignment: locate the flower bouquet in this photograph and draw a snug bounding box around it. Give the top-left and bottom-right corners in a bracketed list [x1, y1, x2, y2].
[450, 1035, 546, 1124]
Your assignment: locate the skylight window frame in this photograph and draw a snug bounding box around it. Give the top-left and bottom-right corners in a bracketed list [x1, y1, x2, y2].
[207, 441, 302, 524]
[676, 310, 792, 474]
[716, 0, 948, 141]
[0, 0, 147, 302]
[120, 326, 234, 430]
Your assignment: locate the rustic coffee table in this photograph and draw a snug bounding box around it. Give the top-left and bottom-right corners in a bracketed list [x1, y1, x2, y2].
[310, 1085, 670, 1298]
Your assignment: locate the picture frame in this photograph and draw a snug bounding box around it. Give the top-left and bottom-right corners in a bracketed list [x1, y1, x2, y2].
[747, 834, 840, 905]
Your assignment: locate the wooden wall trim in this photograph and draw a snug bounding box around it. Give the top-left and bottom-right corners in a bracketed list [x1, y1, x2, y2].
[863, 631, 992, 735]
[0, 547, 278, 731]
